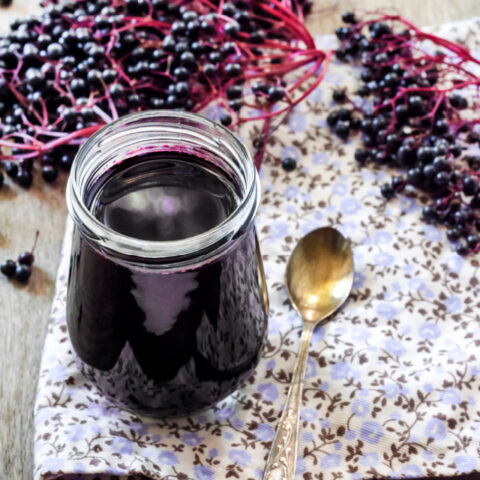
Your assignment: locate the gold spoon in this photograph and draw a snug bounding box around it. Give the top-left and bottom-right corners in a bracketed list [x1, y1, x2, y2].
[263, 226, 354, 480]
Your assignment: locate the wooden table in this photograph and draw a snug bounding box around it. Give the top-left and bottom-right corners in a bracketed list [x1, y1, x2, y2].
[0, 1, 478, 478]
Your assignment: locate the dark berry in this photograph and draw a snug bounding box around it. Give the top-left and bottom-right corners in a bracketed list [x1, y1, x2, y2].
[371, 115, 388, 132]
[70, 78, 88, 97]
[354, 149, 369, 164]
[358, 85, 370, 97]
[453, 210, 468, 225]
[326, 111, 338, 127]
[380, 183, 395, 199]
[180, 51, 196, 70]
[434, 118, 448, 134]
[395, 104, 409, 124]
[222, 2, 236, 16]
[360, 118, 372, 132]
[222, 41, 236, 55]
[220, 113, 232, 127]
[449, 94, 468, 109]
[5, 161, 18, 178]
[456, 243, 469, 256]
[434, 171, 450, 188]
[229, 99, 243, 112]
[422, 205, 437, 222]
[208, 51, 221, 63]
[175, 81, 189, 97]
[397, 145, 416, 166]
[407, 168, 424, 186]
[18, 252, 34, 266]
[432, 157, 450, 173]
[166, 94, 178, 108]
[334, 48, 346, 62]
[268, 86, 284, 102]
[225, 62, 242, 77]
[224, 21, 240, 37]
[337, 108, 351, 121]
[334, 121, 350, 139]
[463, 176, 478, 196]
[384, 72, 399, 88]
[46, 42, 63, 60]
[250, 30, 265, 44]
[467, 132, 480, 144]
[60, 154, 73, 170]
[374, 151, 388, 165]
[16, 169, 33, 187]
[226, 85, 242, 99]
[282, 157, 297, 172]
[150, 97, 165, 108]
[14, 264, 31, 283]
[171, 20, 186, 36]
[19, 158, 33, 170]
[362, 134, 376, 147]
[252, 82, 269, 94]
[416, 146, 434, 164]
[0, 259, 16, 278]
[467, 235, 479, 250]
[467, 155, 480, 171]
[392, 176, 405, 192]
[341, 11, 356, 24]
[350, 117, 361, 130]
[360, 69, 372, 82]
[42, 165, 58, 182]
[182, 10, 198, 22]
[109, 83, 124, 98]
[450, 144, 462, 158]
[408, 95, 425, 115]
[446, 228, 460, 242]
[332, 89, 346, 103]
[87, 70, 102, 87]
[173, 67, 189, 80]
[335, 26, 351, 40]
[203, 63, 216, 78]
[102, 69, 117, 83]
[371, 22, 391, 38]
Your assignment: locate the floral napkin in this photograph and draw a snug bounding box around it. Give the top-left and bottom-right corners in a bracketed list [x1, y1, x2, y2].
[34, 16, 480, 480]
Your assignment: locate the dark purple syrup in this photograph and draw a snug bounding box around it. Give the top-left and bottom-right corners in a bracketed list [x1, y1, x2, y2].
[66, 152, 267, 417]
[92, 153, 238, 241]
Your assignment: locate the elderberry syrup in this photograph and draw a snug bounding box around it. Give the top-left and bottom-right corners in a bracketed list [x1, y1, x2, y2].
[66, 111, 268, 417]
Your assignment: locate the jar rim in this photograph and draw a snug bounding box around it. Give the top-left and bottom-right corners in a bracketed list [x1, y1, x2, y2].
[66, 110, 259, 262]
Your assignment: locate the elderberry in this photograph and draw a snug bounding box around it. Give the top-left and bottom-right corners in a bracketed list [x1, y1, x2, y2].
[282, 157, 297, 171]
[15, 264, 31, 283]
[0, 259, 15, 277]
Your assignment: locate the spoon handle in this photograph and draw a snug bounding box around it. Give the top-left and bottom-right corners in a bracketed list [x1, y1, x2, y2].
[263, 321, 315, 480]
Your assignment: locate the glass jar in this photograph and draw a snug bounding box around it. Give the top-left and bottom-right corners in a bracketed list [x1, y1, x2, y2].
[66, 111, 268, 417]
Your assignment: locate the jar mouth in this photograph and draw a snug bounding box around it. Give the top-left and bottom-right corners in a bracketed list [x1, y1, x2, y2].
[66, 110, 259, 263]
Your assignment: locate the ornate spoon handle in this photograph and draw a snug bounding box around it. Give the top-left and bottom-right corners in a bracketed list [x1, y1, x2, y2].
[263, 321, 315, 480]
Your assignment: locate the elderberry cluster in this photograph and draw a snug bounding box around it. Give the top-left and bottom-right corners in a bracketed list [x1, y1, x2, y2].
[331, 11, 480, 255]
[0, 0, 317, 187]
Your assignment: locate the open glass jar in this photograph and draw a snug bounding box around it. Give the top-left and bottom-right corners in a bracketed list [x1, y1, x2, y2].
[66, 111, 268, 417]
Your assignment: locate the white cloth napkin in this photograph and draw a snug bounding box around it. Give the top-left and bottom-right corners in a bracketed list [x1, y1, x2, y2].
[34, 16, 480, 480]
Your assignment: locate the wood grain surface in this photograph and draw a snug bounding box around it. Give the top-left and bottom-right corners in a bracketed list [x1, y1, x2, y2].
[0, 1, 479, 479]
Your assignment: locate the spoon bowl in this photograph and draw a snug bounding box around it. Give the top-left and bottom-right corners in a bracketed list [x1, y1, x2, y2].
[263, 226, 354, 480]
[286, 226, 354, 322]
